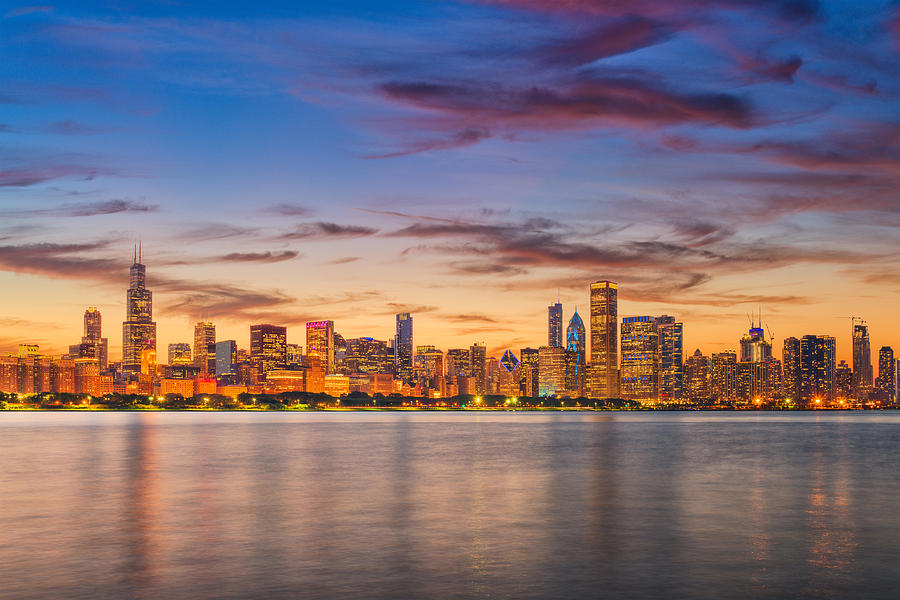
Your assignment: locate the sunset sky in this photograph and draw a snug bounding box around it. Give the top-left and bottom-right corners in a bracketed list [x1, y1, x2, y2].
[1, 0, 899, 362]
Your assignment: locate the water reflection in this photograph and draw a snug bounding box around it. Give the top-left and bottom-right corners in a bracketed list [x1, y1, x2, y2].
[1, 412, 900, 600]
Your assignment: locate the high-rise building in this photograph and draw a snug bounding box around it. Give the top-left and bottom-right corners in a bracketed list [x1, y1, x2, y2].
[565, 310, 586, 395]
[876, 346, 895, 401]
[306, 320, 335, 374]
[215, 340, 237, 377]
[168, 342, 192, 366]
[548, 302, 563, 348]
[72, 307, 108, 369]
[498, 349, 520, 397]
[395, 313, 413, 382]
[800, 335, 836, 404]
[620, 316, 658, 402]
[446, 348, 470, 378]
[415, 345, 444, 393]
[852, 322, 873, 399]
[710, 351, 738, 401]
[122, 246, 157, 373]
[538, 346, 566, 396]
[193, 321, 216, 375]
[469, 343, 486, 395]
[782, 337, 801, 401]
[835, 360, 853, 399]
[589, 281, 618, 399]
[519, 347, 539, 397]
[684, 349, 709, 400]
[250, 324, 287, 374]
[656, 315, 683, 401]
[84, 307, 101, 342]
[346, 337, 392, 374]
[740, 324, 772, 363]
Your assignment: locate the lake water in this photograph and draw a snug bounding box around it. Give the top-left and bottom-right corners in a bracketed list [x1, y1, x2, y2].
[1, 411, 900, 599]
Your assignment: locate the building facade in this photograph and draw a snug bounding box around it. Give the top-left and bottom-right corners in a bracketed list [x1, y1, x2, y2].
[122, 249, 157, 373]
[620, 316, 658, 402]
[589, 281, 618, 399]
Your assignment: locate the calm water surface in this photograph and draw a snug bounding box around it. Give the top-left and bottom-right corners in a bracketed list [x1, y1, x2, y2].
[2, 411, 900, 599]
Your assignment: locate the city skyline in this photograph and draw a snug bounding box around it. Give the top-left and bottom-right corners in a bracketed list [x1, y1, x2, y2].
[1, 1, 899, 363]
[0, 246, 896, 365]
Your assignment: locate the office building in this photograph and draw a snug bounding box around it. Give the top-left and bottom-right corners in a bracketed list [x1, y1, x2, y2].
[800, 335, 836, 404]
[565, 310, 586, 395]
[782, 337, 801, 401]
[122, 246, 157, 373]
[193, 321, 216, 375]
[852, 322, 873, 399]
[538, 346, 565, 396]
[395, 313, 413, 382]
[589, 281, 618, 398]
[621, 316, 658, 401]
[656, 315, 683, 401]
[684, 349, 709, 400]
[876, 346, 895, 401]
[710, 352, 738, 401]
[346, 337, 393, 374]
[250, 324, 287, 374]
[519, 347, 539, 397]
[306, 320, 335, 374]
[548, 302, 563, 347]
[215, 340, 237, 376]
[469, 343, 486, 395]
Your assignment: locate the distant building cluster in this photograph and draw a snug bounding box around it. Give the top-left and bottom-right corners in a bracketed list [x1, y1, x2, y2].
[1, 253, 897, 407]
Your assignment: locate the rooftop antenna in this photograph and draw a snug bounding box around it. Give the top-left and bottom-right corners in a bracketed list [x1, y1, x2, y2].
[138, 241, 142, 263]
[133, 244, 136, 263]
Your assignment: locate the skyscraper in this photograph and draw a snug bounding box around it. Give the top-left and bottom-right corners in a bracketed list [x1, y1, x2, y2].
[589, 280, 618, 399]
[852, 322, 873, 399]
[193, 321, 216, 375]
[469, 342, 486, 395]
[565, 309, 586, 395]
[710, 351, 738, 401]
[538, 346, 565, 396]
[620, 316, 659, 402]
[251, 324, 287, 374]
[877, 346, 895, 402]
[519, 347, 539, 397]
[84, 307, 101, 343]
[306, 320, 335, 374]
[395, 313, 413, 382]
[782, 337, 801, 401]
[73, 306, 108, 369]
[684, 349, 709, 400]
[656, 315, 683, 401]
[800, 335, 836, 404]
[740, 323, 772, 363]
[122, 246, 157, 373]
[215, 340, 238, 377]
[548, 302, 563, 348]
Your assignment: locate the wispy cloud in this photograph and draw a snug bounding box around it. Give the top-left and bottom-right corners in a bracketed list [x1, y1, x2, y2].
[1, 199, 157, 217]
[278, 222, 378, 239]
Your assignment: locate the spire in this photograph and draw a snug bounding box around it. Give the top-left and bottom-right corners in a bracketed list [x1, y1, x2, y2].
[138, 241, 142, 263]
[133, 244, 136, 264]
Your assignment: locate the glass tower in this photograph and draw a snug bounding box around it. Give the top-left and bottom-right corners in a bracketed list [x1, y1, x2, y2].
[395, 313, 413, 382]
[548, 302, 563, 348]
[589, 281, 618, 399]
[122, 247, 157, 373]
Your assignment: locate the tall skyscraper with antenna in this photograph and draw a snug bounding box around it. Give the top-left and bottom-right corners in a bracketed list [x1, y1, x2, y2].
[122, 244, 157, 373]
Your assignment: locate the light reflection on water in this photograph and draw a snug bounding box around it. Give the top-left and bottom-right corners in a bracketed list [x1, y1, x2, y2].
[1, 411, 900, 599]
